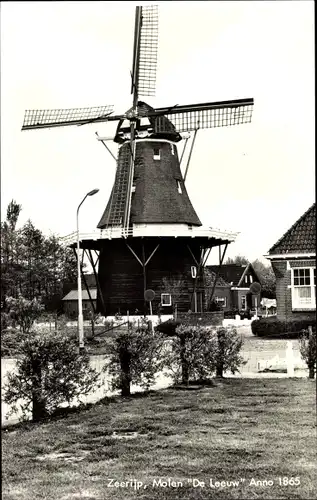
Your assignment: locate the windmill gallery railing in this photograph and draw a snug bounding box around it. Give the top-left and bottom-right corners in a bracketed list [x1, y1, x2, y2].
[61, 226, 239, 246]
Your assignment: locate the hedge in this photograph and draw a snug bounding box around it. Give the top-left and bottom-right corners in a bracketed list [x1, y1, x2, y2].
[251, 317, 316, 338]
[155, 319, 181, 337]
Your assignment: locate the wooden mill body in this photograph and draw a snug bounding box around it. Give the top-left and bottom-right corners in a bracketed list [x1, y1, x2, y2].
[68, 134, 236, 316]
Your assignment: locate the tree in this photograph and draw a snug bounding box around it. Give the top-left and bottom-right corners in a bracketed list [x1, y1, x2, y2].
[1, 201, 77, 311]
[252, 259, 276, 298]
[6, 296, 44, 334]
[225, 255, 248, 266]
[161, 275, 185, 316]
[3, 330, 99, 421]
[1, 200, 24, 302]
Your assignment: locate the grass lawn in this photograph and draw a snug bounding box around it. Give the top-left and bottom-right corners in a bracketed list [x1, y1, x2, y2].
[2, 379, 316, 500]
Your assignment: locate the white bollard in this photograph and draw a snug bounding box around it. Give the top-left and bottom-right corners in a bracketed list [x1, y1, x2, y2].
[286, 341, 295, 377]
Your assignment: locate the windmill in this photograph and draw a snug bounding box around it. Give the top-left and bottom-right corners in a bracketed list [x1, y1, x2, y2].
[22, 5, 254, 316]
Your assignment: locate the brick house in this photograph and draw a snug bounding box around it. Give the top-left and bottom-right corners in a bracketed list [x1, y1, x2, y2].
[205, 263, 261, 312]
[266, 203, 316, 321]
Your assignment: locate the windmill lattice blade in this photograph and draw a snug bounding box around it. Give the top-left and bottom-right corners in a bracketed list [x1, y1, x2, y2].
[22, 105, 114, 130]
[152, 98, 254, 133]
[137, 5, 158, 97]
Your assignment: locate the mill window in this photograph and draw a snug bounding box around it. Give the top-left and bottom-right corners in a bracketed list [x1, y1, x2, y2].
[161, 293, 172, 306]
[153, 147, 161, 160]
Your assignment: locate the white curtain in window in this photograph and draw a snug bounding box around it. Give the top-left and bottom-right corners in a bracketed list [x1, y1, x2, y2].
[294, 286, 311, 304]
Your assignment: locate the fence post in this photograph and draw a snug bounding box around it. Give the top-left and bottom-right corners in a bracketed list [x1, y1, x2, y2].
[286, 341, 295, 377]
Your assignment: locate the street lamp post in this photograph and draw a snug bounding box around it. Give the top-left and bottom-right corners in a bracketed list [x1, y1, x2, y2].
[77, 188, 99, 353]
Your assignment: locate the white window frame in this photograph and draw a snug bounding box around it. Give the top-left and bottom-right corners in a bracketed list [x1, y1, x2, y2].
[291, 266, 316, 310]
[161, 293, 172, 306]
[245, 275, 248, 284]
[153, 147, 161, 160]
[215, 296, 227, 308]
[250, 275, 253, 283]
[177, 180, 182, 194]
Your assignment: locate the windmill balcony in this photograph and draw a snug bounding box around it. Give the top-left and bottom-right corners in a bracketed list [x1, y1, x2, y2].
[61, 225, 239, 247]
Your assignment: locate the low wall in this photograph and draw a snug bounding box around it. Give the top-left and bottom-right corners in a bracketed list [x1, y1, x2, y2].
[176, 312, 224, 326]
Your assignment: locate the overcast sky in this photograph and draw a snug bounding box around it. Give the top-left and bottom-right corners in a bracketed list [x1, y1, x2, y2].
[1, 1, 315, 264]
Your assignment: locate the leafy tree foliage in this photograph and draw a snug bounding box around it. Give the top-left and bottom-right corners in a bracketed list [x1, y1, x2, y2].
[225, 255, 249, 266]
[6, 296, 44, 333]
[164, 325, 245, 384]
[106, 319, 166, 396]
[252, 259, 276, 298]
[3, 330, 99, 421]
[1, 200, 77, 310]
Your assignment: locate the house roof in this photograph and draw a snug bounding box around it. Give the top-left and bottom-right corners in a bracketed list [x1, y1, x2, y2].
[62, 288, 97, 301]
[206, 263, 257, 287]
[268, 203, 316, 255]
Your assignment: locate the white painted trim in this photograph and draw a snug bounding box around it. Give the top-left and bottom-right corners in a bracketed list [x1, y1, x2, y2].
[119, 137, 178, 149]
[265, 253, 316, 260]
[61, 226, 239, 244]
[161, 293, 172, 306]
[231, 287, 250, 291]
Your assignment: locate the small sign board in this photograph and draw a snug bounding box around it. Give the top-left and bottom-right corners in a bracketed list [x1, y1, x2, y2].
[144, 289, 155, 302]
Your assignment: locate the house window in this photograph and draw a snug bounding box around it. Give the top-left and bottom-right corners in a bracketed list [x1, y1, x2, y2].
[131, 184, 136, 193]
[177, 180, 182, 194]
[153, 147, 160, 160]
[161, 293, 172, 306]
[292, 267, 316, 309]
[241, 295, 247, 310]
[245, 275, 248, 284]
[191, 266, 197, 278]
[250, 275, 253, 283]
[171, 144, 175, 155]
[215, 296, 227, 308]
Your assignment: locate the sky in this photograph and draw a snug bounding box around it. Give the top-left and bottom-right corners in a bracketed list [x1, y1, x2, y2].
[1, 1, 315, 265]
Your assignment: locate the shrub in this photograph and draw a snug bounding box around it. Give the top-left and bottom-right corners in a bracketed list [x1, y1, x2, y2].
[163, 325, 245, 385]
[1, 328, 24, 357]
[155, 318, 181, 337]
[3, 330, 100, 422]
[6, 296, 44, 333]
[105, 319, 166, 396]
[251, 317, 316, 338]
[299, 328, 316, 379]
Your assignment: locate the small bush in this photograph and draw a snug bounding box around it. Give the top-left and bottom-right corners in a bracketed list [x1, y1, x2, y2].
[163, 325, 245, 384]
[106, 319, 166, 396]
[155, 319, 181, 337]
[251, 317, 316, 338]
[299, 329, 316, 379]
[3, 330, 100, 422]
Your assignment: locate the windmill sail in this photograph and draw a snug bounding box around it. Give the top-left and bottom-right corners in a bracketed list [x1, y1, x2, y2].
[150, 98, 254, 133]
[131, 5, 158, 103]
[22, 105, 114, 130]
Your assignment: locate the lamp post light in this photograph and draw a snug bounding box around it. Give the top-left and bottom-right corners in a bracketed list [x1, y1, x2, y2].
[77, 189, 99, 353]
